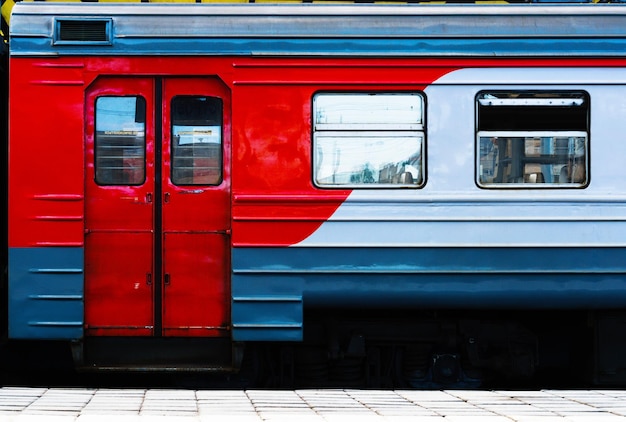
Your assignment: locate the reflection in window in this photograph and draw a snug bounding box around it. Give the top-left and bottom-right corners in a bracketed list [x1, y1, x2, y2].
[171, 96, 223, 186]
[313, 93, 424, 188]
[315, 134, 422, 185]
[476, 91, 589, 188]
[95, 96, 146, 185]
[479, 135, 586, 184]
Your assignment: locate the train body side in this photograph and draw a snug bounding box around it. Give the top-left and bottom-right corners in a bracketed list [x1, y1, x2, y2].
[7, 2, 626, 384]
[9, 54, 626, 338]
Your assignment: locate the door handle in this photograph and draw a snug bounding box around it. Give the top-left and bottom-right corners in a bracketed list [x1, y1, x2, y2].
[164, 274, 171, 286]
[146, 273, 152, 286]
[164, 192, 170, 203]
[146, 193, 153, 203]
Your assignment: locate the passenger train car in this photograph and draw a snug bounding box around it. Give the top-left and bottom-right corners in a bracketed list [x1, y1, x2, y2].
[6, 1, 626, 387]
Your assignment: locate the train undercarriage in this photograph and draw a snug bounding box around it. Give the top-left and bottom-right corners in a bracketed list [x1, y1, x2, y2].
[240, 309, 599, 389]
[2, 309, 625, 389]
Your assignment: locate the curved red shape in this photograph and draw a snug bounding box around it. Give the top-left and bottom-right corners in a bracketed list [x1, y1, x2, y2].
[230, 62, 461, 246]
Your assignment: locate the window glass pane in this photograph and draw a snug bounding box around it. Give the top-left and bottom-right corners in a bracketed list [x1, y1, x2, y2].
[315, 133, 422, 186]
[313, 93, 424, 188]
[171, 96, 222, 186]
[478, 135, 587, 186]
[314, 93, 423, 129]
[95, 96, 146, 185]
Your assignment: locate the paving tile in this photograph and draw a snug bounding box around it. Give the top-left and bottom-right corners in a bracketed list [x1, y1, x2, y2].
[257, 409, 318, 416]
[11, 415, 79, 422]
[139, 411, 199, 417]
[443, 416, 513, 422]
[479, 405, 556, 415]
[195, 391, 249, 399]
[77, 416, 146, 422]
[198, 416, 261, 422]
[564, 416, 626, 422]
[373, 410, 442, 417]
[0, 397, 40, 405]
[395, 390, 463, 401]
[0, 406, 28, 412]
[511, 418, 570, 422]
[319, 415, 386, 422]
[116, 416, 201, 422]
[301, 398, 362, 405]
[198, 409, 257, 415]
[261, 416, 325, 422]
[80, 410, 141, 415]
[367, 417, 449, 422]
[313, 408, 376, 416]
[84, 402, 141, 408]
[601, 408, 626, 415]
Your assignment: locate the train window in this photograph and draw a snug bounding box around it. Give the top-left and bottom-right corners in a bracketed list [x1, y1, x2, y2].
[476, 91, 589, 188]
[171, 96, 223, 186]
[313, 93, 424, 188]
[95, 96, 146, 185]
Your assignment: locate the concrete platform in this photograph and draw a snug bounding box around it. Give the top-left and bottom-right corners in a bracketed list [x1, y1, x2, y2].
[1, 387, 626, 421]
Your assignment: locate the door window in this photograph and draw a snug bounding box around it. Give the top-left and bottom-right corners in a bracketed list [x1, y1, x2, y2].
[94, 96, 146, 185]
[171, 96, 223, 186]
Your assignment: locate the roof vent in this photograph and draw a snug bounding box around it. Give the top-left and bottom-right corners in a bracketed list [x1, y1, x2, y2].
[55, 19, 112, 45]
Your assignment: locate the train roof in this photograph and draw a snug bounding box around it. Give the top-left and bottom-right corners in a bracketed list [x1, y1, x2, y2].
[9, 2, 626, 57]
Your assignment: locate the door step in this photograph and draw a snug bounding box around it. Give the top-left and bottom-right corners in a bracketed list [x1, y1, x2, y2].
[71, 337, 236, 372]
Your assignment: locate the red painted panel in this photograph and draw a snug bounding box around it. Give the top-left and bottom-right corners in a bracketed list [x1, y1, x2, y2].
[8, 60, 87, 248]
[12, 56, 626, 253]
[230, 83, 347, 246]
[84, 231, 153, 336]
[163, 233, 229, 337]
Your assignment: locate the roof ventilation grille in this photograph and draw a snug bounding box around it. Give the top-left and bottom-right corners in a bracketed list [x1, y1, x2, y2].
[56, 19, 111, 44]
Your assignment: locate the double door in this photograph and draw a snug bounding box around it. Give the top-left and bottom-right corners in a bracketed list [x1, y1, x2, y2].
[84, 77, 230, 337]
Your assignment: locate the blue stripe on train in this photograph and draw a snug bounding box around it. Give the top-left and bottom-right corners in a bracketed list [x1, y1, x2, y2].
[8, 247, 84, 340]
[10, 246, 626, 341]
[12, 38, 626, 57]
[231, 246, 626, 341]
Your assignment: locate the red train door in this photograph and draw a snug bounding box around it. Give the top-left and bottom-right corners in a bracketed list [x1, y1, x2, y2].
[84, 77, 231, 338]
